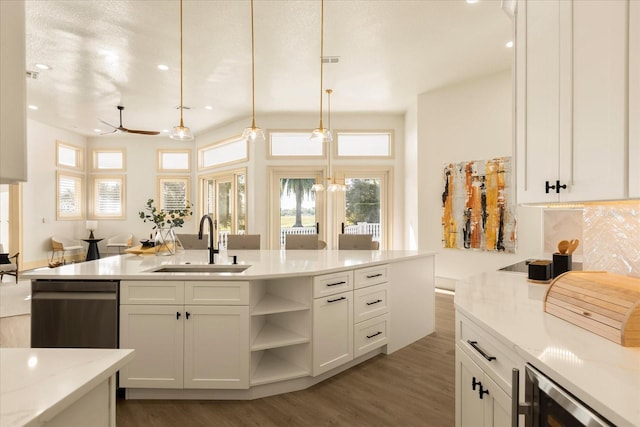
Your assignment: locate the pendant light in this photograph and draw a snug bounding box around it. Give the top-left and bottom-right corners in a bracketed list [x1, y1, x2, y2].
[310, 0, 332, 143]
[242, 0, 265, 143]
[170, 0, 193, 141]
[312, 89, 345, 192]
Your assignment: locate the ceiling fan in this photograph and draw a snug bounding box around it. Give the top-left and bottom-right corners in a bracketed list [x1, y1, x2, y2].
[99, 105, 160, 135]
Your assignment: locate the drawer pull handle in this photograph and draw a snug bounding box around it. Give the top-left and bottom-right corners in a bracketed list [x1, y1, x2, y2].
[467, 340, 496, 361]
[327, 296, 346, 303]
[366, 273, 383, 279]
[366, 299, 383, 306]
[327, 281, 346, 287]
[367, 331, 382, 339]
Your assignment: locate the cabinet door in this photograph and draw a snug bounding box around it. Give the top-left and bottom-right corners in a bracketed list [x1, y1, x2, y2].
[569, 0, 628, 202]
[483, 375, 511, 427]
[312, 291, 353, 376]
[119, 305, 184, 388]
[183, 305, 249, 389]
[516, 0, 562, 204]
[456, 349, 485, 427]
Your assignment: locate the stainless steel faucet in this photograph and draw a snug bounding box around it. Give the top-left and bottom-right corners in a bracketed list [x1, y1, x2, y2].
[198, 215, 219, 264]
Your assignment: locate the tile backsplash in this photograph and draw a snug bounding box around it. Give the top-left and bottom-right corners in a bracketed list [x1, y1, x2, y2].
[544, 203, 640, 278]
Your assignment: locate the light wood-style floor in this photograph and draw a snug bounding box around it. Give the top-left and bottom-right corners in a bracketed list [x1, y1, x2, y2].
[116, 292, 456, 427]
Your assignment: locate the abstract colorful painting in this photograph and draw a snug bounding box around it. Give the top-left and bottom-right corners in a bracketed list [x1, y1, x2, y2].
[442, 157, 516, 252]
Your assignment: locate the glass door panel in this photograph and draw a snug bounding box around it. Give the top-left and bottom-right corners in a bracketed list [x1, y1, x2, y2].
[200, 170, 247, 249]
[216, 179, 232, 244]
[279, 178, 318, 248]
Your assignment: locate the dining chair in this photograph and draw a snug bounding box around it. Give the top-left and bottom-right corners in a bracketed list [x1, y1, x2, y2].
[338, 234, 376, 250]
[106, 233, 133, 254]
[285, 234, 323, 250]
[175, 233, 208, 250]
[0, 244, 19, 283]
[226, 234, 261, 250]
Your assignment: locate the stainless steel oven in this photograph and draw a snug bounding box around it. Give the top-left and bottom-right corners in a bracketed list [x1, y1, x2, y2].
[512, 364, 614, 427]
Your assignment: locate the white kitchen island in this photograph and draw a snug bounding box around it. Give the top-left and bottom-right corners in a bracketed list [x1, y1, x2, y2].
[454, 271, 640, 427]
[23, 250, 435, 400]
[0, 348, 134, 427]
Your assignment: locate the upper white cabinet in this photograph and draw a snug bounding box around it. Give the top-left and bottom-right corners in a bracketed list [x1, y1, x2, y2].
[515, 0, 638, 203]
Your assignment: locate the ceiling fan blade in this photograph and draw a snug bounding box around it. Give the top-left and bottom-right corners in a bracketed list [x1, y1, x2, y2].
[99, 119, 119, 130]
[125, 129, 161, 136]
[100, 128, 119, 136]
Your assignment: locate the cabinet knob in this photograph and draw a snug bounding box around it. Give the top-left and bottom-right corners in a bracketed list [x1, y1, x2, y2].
[479, 385, 489, 400]
[545, 180, 567, 194]
[186, 311, 191, 319]
[472, 377, 481, 391]
[176, 312, 181, 320]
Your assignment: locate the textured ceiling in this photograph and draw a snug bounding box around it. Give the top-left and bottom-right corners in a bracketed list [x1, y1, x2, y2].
[24, 0, 512, 137]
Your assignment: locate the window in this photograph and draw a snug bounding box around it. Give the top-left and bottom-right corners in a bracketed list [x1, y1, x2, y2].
[198, 136, 247, 170]
[200, 169, 247, 247]
[158, 176, 190, 211]
[56, 171, 85, 220]
[56, 141, 83, 170]
[91, 149, 125, 171]
[336, 131, 393, 158]
[90, 175, 125, 219]
[268, 131, 325, 158]
[158, 149, 191, 172]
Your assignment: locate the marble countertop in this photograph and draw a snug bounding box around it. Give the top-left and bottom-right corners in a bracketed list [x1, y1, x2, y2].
[0, 348, 134, 427]
[22, 249, 434, 281]
[455, 271, 640, 427]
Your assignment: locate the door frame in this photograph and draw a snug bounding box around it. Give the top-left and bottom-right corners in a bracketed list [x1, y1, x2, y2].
[268, 166, 326, 249]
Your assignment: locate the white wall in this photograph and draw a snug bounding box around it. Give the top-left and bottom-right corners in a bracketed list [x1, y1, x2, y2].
[416, 70, 543, 288]
[23, 120, 87, 265]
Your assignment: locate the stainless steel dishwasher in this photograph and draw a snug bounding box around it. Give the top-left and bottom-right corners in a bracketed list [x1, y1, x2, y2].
[31, 280, 119, 348]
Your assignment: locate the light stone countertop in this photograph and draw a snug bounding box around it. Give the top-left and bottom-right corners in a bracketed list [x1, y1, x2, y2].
[21, 249, 435, 281]
[0, 348, 134, 427]
[454, 270, 640, 427]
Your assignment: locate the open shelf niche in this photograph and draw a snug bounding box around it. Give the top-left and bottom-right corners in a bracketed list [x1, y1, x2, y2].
[249, 277, 312, 385]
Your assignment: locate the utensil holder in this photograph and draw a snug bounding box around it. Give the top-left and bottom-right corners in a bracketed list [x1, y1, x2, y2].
[552, 253, 572, 278]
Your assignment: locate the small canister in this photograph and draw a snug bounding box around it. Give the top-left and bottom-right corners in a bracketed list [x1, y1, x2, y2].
[552, 253, 572, 278]
[528, 260, 552, 281]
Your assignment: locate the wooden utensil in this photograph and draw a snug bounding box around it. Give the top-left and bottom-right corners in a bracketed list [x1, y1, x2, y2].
[557, 240, 569, 254]
[567, 239, 580, 254]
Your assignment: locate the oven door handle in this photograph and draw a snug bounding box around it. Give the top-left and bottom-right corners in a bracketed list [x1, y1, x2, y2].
[512, 368, 532, 427]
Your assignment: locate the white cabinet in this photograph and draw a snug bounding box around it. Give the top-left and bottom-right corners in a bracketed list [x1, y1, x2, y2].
[456, 350, 510, 427]
[353, 265, 390, 358]
[515, 0, 636, 203]
[119, 280, 250, 390]
[313, 290, 353, 376]
[455, 312, 523, 427]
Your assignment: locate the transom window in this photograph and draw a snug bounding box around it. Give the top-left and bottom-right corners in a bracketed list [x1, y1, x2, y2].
[336, 131, 393, 158]
[56, 141, 83, 170]
[198, 136, 248, 170]
[158, 149, 191, 172]
[91, 149, 125, 171]
[268, 131, 325, 158]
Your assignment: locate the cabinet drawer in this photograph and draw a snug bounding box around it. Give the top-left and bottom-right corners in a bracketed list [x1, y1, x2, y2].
[120, 281, 184, 305]
[185, 281, 249, 305]
[354, 313, 389, 358]
[354, 265, 388, 289]
[457, 313, 520, 393]
[354, 283, 389, 323]
[313, 271, 353, 298]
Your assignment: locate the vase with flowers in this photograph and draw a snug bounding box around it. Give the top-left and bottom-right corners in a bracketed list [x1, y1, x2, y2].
[138, 198, 192, 255]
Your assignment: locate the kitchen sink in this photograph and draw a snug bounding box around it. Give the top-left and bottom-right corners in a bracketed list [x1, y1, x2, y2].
[146, 264, 251, 273]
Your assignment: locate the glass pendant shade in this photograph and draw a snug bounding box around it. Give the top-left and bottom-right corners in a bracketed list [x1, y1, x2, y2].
[170, 119, 193, 141]
[310, 127, 332, 143]
[242, 125, 265, 143]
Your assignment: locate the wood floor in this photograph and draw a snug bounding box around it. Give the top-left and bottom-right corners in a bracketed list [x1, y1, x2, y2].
[116, 292, 456, 427]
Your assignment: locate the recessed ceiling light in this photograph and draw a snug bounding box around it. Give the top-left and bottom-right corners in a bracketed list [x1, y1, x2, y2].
[35, 63, 51, 70]
[157, 64, 169, 71]
[506, 41, 514, 48]
[28, 105, 38, 110]
[94, 129, 102, 133]
[162, 129, 170, 133]
[466, 0, 479, 3]
[204, 106, 213, 110]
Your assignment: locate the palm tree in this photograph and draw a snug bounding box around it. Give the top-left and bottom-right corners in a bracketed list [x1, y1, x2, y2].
[280, 178, 315, 227]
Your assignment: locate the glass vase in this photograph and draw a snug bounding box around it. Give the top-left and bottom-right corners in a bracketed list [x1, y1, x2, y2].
[155, 227, 177, 256]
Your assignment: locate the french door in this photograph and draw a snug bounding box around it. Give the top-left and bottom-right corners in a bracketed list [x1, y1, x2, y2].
[200, 169, 246, 248]
[333, 168, 391, 250]
[268, 168, 325, 249]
